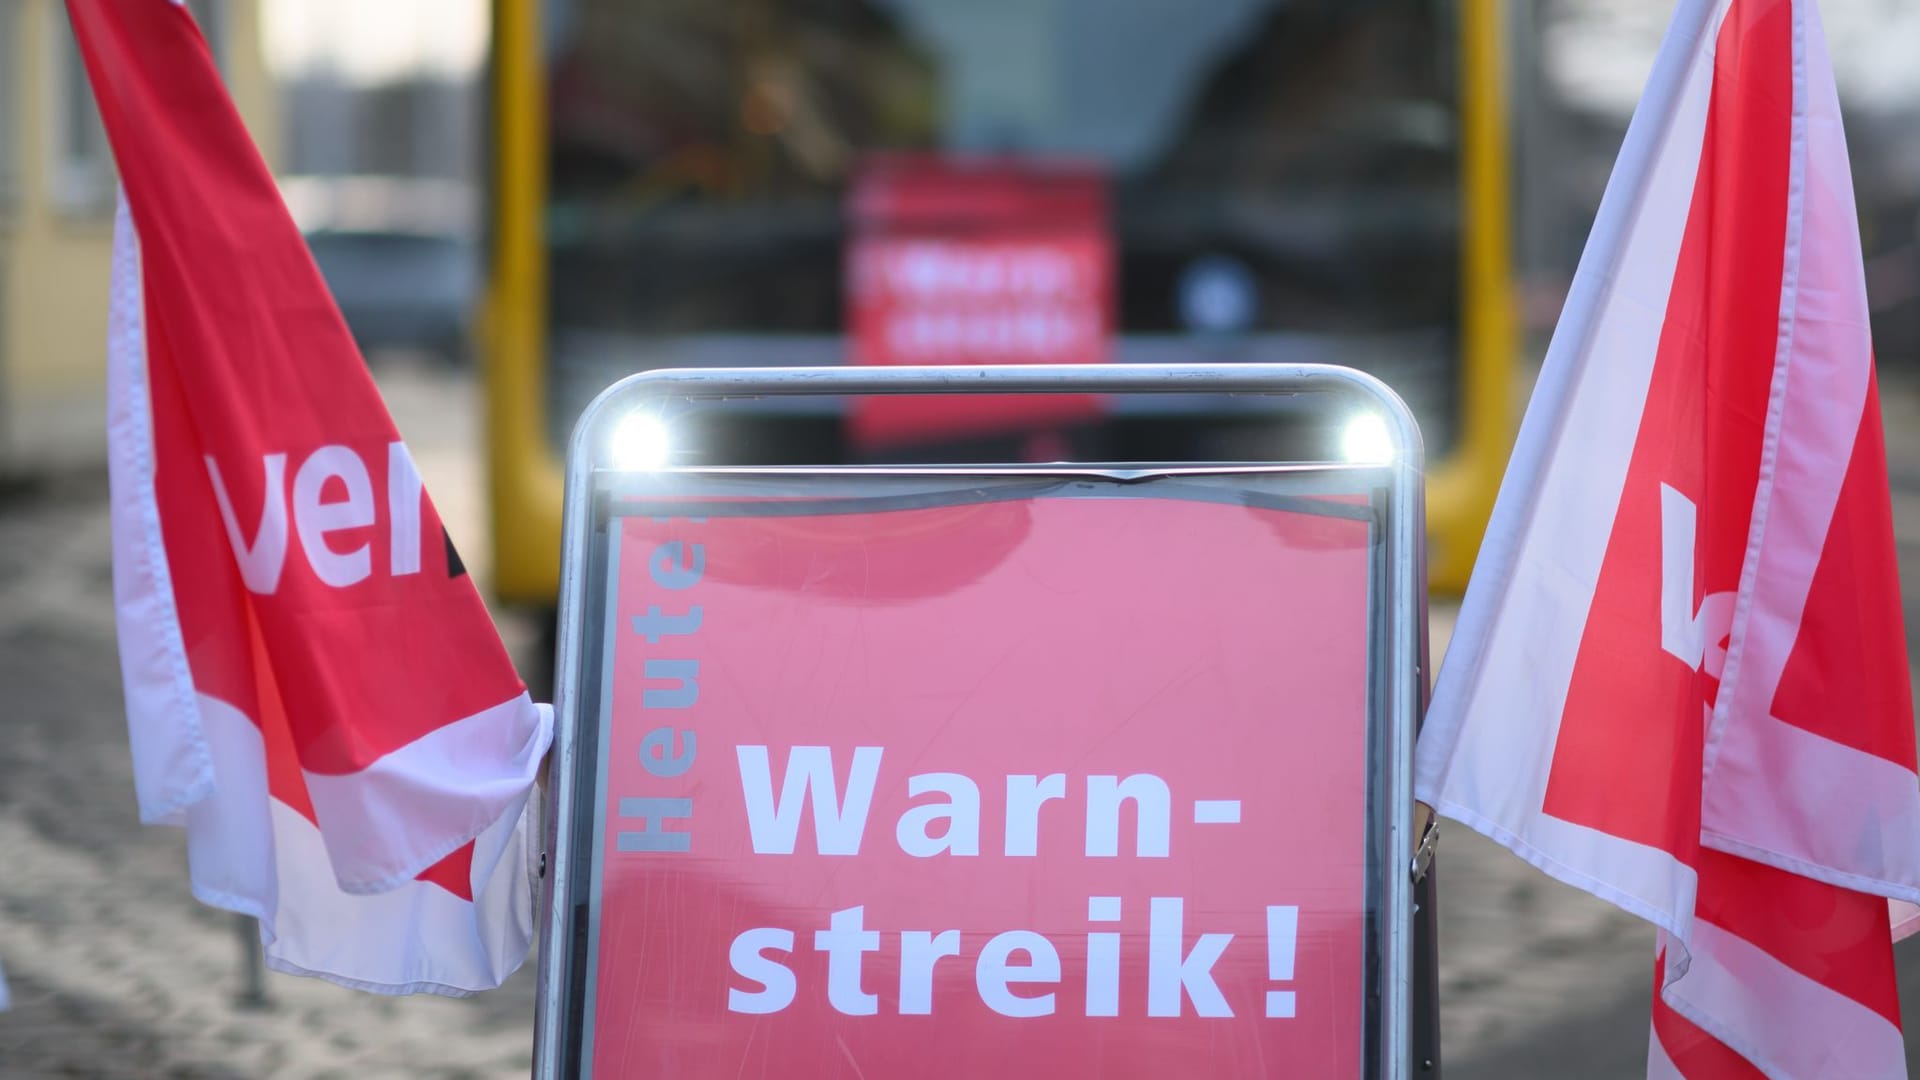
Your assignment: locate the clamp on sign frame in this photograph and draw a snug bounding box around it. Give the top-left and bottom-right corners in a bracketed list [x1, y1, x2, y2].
[534, 363, 1436, 1078]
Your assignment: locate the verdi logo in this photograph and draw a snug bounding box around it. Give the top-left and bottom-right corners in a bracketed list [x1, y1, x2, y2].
[204, 441, 443, 593]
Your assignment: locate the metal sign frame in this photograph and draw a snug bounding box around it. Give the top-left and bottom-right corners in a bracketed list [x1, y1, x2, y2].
[533, 364, 1433, 1078]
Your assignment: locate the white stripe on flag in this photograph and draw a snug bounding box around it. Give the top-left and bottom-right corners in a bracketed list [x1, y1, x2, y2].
[1702, 0, 1895, 899]
[1435, 807, 1698, 938]
[1708, 0, 1868, 743]
[186, 693, 538, 995]
[1415, 0, 1729, 935]
[106, 195, 212, 828]
[303, 692, 546, 895]
[181, 693, 277, 923]
[266, 797, 537, 997]
[1703, 714, 1920, 899]
[1663, 919, 1906, 1079]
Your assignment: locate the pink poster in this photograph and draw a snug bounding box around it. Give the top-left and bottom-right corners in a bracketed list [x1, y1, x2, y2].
[845, 157, 1112, 450]
[590, 485, 1373, 1077]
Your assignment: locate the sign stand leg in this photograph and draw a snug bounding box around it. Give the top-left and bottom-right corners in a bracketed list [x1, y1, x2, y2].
[1412, 863, 1441, 1075]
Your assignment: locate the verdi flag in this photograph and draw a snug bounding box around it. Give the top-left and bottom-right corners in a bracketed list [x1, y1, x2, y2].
[1414, 0, 1919, 1074]
[70, 0, 553, 993]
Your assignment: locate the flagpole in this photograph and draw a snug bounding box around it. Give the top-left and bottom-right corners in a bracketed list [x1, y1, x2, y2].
[233, 914, 269, 1009]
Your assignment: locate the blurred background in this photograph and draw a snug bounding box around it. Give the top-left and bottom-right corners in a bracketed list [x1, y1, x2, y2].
[1, 0, 1919, 1075]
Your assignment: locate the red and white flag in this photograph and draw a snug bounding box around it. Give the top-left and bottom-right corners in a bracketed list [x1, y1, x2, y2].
[1415, 0, 1918, 1074]
[72, 0, 553, 994]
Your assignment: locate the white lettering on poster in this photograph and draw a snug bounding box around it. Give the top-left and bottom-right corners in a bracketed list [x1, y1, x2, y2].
[720, 745, 1301, 1020]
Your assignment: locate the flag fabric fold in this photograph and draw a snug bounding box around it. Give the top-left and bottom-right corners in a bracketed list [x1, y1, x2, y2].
[74, 0, 554, 994]
[1414, 0, 1917, 1074]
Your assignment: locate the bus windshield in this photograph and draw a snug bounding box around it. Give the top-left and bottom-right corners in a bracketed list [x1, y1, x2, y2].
[541, 0, 1461, 456]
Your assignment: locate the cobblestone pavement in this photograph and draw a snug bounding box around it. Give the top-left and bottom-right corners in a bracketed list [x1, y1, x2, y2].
[3, 360, 1920, 1077]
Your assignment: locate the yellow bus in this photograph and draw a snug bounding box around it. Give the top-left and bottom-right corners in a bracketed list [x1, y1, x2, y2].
[483, 0, 1516, 609]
